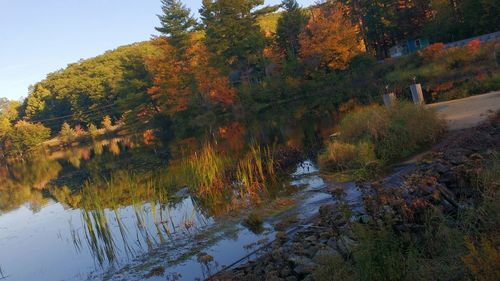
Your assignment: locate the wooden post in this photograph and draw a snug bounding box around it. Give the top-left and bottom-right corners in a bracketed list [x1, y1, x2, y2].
[410, 84, 424, 105]
[383, 93, 396, 107]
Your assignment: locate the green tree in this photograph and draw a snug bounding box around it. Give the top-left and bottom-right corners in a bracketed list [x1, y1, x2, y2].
[0, 117, 11, 138]
[155, 0, 197, 54]
[200, 0, 269, 76]
[87, 123, 99, 138]
[0, 100, 21, 122]
[24, 85, 51, 119]
[424, 0, 461, 42]
[59, 122, 76, 144]
[6, 121, 51, 156]
[276, 0, 309, 60]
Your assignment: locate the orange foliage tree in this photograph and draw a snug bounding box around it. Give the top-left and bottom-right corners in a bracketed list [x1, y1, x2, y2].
[146, 37, 191, 114]
[299, 2, 363, 70]
[146, 37, 236, 114]
[186, 40, 236, 106]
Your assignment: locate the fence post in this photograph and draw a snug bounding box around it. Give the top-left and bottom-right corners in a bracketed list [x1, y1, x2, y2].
[410, 84, 424, 105]
[383, 93, 396, 107]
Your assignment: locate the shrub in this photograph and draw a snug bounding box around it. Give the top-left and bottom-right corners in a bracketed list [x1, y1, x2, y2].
[319, 141, 376, 171]
[320, 102, 445, 171]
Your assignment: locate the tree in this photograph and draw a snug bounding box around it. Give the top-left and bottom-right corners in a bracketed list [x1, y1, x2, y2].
[276, 0, 309, 60]
[155, 0, 197, 54]
[146, 38, 192, 114]
[0, 117, 11, 138]
[6, 121, 51, 156]
[424, 0, 461, 42]
[87, 123, 99, 138]
[101, 115, 113, 130]
[0, 100, 21, 122]
[60, 122, 76, 144]
[24, 85, 51, 119]
[299, 2, 363, 70]
[200, 0, 268, 76]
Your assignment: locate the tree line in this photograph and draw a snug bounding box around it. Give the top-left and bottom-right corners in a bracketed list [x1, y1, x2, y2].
[1, 0, 498, 157]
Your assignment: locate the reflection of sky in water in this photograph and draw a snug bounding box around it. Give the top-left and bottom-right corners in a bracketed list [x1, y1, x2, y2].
[0, 196, 212, 281]
[0, 157, 335, 280]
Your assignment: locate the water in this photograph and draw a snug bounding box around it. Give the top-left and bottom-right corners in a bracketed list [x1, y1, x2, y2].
[0, 103, 339, 281]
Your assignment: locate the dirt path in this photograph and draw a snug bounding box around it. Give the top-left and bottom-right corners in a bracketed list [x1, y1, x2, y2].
[427, 91, 500, 130]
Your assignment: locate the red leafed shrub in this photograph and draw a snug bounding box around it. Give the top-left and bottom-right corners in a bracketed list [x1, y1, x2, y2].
[433, 81, 454, 92]
[473, 73, 487, 81]
[421, 43, 445, 61]
[465, 39, 481, 54]
[143, 129, 156, 145]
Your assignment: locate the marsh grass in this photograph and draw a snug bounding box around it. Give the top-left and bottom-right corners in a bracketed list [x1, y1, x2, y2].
[236, 144, 277, 200]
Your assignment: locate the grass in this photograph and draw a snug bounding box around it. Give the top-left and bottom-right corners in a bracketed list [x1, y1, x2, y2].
[319, 102, 445, 175]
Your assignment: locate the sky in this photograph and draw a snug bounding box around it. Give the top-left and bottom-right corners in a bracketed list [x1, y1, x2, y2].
[0, 0, 315, 101]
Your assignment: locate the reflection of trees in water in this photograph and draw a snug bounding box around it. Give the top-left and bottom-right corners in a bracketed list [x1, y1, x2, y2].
[0, 157, 61, 212]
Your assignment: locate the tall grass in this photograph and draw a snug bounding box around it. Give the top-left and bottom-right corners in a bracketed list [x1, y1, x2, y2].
[236, 144, 277, 200]
[181, 143, 229, 198]
[320, 102, 445, 172]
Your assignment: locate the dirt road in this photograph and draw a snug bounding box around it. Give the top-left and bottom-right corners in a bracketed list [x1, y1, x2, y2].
[427, 91, 500, 130]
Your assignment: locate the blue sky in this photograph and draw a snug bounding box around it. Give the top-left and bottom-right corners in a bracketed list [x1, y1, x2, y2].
[0, 0, 315, 101]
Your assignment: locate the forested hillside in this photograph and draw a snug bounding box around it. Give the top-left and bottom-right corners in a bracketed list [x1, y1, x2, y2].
[1, 0, 499, 157]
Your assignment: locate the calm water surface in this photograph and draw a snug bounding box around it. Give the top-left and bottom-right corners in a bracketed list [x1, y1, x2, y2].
[0, 103, 339, 280]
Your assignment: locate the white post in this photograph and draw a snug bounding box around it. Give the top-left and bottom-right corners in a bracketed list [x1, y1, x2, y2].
[410, 84, 424, 105]
[383, 93, 396, 107]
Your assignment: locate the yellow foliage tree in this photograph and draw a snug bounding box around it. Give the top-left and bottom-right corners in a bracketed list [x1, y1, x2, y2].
[299, 2, 363, 70]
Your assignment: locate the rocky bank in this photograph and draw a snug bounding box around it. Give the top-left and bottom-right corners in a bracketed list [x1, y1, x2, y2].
[212, 111, 499, 281]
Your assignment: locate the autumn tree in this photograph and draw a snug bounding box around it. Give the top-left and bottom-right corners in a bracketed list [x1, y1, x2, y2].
[276, 0, 309, 60]
[187, 40, 236, 106]
[101, 115, 113, 130]
[155, 0, 197, 54]
[146, 38, 192, 114]
[299, 2, 363, 70]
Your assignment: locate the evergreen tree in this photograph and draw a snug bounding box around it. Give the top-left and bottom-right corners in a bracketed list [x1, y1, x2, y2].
[200, 0, 268, 76]
[276, 0, 309, 60]
[155, 0, 197, 53]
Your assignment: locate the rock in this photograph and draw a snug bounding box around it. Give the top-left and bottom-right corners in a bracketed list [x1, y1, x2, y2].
[337, 235, 356, 256]
[359, 214, 370, 224]
[288, 255, 317, 274]
[276, 231, 287, 241]
[304, 235, 317, 242]
[313, 248, 338, 264]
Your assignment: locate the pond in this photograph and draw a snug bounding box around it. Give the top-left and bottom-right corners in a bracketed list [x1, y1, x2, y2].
[0, 101, 340, 280]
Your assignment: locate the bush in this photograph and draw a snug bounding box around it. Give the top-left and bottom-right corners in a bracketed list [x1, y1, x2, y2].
[320, 102, 445, 171]
[319, 141, 376, 170]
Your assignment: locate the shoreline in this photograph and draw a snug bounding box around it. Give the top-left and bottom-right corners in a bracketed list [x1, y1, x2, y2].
[213, 111, 499, 281]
